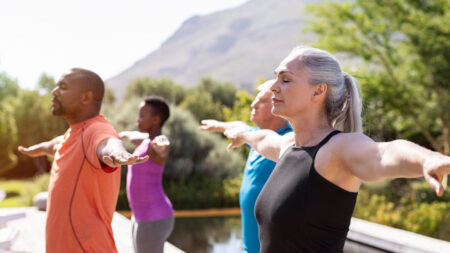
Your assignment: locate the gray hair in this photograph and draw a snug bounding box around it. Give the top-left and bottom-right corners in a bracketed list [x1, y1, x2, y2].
[257, 79, 276, 92]
[290, 46, 362, 132]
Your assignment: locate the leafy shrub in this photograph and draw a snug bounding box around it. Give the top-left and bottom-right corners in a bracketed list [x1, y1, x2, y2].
[354, 184, 450, 241]
[124, 77, 186, 105]
[21, 173, 50, 206]
[163, 174, 241, 209]
[163, 106, 244, 179]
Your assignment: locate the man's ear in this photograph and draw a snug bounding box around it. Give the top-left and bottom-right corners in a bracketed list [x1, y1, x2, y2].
[81, 91, 94, 105]
[312, 83, 327, 101]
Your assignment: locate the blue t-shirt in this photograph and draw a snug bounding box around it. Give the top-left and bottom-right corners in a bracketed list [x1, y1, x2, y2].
[239, 125, 292, 253]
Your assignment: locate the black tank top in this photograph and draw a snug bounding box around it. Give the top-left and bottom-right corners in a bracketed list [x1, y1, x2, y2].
[254, 130, 357, 253]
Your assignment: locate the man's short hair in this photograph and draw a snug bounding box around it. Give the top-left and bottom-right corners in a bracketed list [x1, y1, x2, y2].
[71, 68, 104, 102]
[144, 96, 170, 127]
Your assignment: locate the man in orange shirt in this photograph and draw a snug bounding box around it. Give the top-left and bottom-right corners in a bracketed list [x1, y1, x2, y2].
[18, 68, 148, 253]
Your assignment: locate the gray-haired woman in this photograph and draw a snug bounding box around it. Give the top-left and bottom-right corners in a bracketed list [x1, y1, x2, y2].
[225, 46, 450, 253]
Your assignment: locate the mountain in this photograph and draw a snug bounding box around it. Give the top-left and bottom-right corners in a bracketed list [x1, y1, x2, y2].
[107, 0, 324, 100]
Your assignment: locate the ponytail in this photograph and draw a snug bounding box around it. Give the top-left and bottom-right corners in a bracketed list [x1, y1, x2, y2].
[332, 73, 362, 133]
[290, 46, 363, 133]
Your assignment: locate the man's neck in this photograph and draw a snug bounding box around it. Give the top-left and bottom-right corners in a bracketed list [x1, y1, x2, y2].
[257, 119, 288, 131]
[65, 111, 99, 125]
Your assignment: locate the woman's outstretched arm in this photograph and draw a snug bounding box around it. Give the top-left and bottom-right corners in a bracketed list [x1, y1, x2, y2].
[119, 131, 149, 146]
[338, 133, 450, 196]
[225, 129, 294, 162]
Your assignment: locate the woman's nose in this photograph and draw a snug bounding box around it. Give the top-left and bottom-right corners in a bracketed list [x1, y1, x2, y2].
[271, 80, 280, 92]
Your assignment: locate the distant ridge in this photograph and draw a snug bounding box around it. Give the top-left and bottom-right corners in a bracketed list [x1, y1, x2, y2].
[107, 0, 323, 100]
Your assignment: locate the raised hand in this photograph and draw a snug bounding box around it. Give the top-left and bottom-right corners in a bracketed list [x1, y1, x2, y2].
[150, 135, 170, 158]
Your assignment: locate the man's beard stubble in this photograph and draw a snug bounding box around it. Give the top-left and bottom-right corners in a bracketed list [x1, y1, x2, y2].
[51, 99, 65, 116]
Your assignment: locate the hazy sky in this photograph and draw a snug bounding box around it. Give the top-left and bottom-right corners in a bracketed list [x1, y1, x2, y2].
[0, 0, 249, 89]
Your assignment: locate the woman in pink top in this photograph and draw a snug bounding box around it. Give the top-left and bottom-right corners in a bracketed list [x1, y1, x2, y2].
[120, 96, 174, 253]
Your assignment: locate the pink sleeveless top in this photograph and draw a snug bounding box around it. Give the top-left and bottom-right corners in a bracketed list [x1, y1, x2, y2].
[126, 140, 174, 222]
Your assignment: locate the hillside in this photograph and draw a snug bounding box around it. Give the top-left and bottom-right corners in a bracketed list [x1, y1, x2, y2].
[107, 0, 324, 100]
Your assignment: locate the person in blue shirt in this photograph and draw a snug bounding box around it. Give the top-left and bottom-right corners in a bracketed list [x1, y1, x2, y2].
[199, 80, 292, 253]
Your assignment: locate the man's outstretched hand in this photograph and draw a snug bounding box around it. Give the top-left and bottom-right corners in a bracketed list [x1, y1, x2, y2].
[17, 146, 44, 157]
[102, 152, 149, 168]
[98, 138, 148, 168]
[17, 136, 63, 158]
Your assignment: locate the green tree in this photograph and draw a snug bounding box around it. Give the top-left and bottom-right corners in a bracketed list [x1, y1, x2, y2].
[103, 87, 117, 106]
[164, 106, 244, 179]
[194, 77, 238, 108]
[3, 90, 67, 177]
[102, 96, 141, 133]
[223, 90, 254, 124]
[179, 91, 223, 121]
[10, 91, 67, 147]
[0, 72, 19, 103]
[37, 73, 56, 94]
[180, 78, 240, 121]
[124, 77, 186, 104]
[306, 0, 450, 155]
[0, 74, 20, 173]
[0, 103, 18, 173]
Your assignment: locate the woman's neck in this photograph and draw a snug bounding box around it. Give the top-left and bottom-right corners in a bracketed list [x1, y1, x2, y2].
[148, 128, 162, 140]
[288, 112, 333, 147]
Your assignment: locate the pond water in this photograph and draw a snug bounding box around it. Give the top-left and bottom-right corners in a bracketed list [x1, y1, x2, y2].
[168, 216, 242, 253]
[167, 216, 388, 253]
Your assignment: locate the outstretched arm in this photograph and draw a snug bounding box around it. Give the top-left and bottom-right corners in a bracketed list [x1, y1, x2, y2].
[119, 131, 149, 146]
[97, 138, 149, 168]
[17, 135, 63, 158]
[224, 129, 294, 162]
[339, 133, 450, 196]
[199, 119, 249, 133]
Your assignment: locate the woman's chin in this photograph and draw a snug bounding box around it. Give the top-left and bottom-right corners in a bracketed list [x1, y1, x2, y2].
[271, 107, 284, 117]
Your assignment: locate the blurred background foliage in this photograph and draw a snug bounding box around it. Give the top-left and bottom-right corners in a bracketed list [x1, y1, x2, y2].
[0, 0, 449, 241]
[305, 0, 450, 240]
[306, 0, 449, 154]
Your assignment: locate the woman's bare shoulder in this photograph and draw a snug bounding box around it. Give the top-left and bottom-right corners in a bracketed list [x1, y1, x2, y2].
[279, 132, 295, 156]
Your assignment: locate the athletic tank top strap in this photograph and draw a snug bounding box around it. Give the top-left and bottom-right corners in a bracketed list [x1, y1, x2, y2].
[301, 130, 341, 160]
[316, 130, 341, 149]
